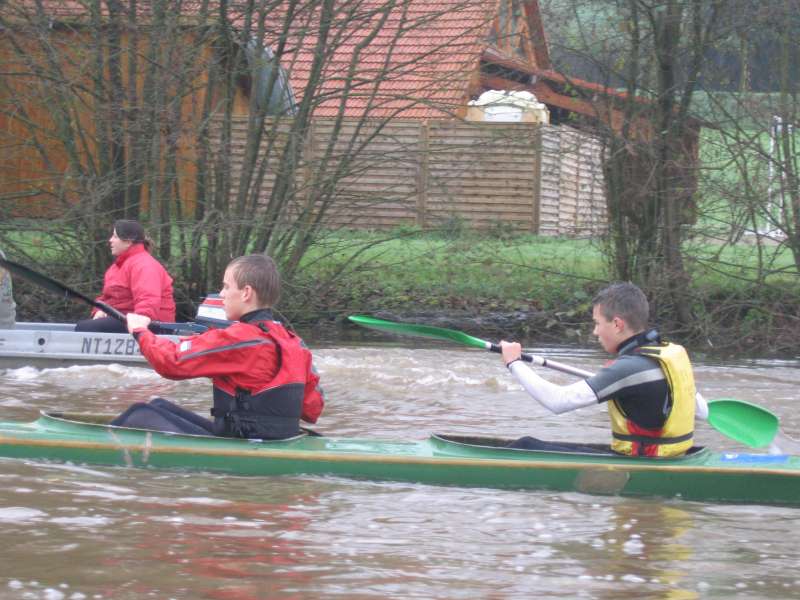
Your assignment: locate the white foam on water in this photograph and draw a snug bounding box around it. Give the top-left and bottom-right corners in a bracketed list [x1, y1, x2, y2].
[49, 516, 112, 527]
[174, 496, 233, 506]
[3, 366, 42, 380]
[0, 506, 47, 522]
[70, 490, 139, 502]
[5, 363, 159, 386]
[37, 462, 118, 479]
[68, 480, 135, 494]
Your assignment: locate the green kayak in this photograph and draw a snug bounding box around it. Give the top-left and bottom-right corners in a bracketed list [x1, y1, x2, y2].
[0, 412, 798, 507]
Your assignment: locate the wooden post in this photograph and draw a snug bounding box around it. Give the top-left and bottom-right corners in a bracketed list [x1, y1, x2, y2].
[531, 124, 543, 234]
[416, 120, 429, 228]
[301, 119, 316, 214]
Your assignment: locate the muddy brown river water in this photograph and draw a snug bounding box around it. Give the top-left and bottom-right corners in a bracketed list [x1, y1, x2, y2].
[1, 343, 799, 599]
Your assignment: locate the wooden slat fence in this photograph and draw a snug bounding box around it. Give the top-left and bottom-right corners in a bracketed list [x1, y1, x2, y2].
[218, 117, 608, 235]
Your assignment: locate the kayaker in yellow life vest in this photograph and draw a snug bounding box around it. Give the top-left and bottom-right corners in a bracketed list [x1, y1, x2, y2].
[499, 282, 707, 457]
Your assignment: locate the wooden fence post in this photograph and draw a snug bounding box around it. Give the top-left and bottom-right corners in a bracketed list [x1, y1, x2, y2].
[531, 124, 543, 234]
[416, 120, 429, 228]
[301, 120, 316, 212]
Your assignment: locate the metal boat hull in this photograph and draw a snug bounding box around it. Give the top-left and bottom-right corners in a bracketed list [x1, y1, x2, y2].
[0, 323, 174, 368]
[0, 412, 798, 506]
[0, 295, 226, 368]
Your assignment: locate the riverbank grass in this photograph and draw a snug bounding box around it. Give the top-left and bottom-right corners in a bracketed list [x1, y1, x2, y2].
[293, 228, 800, 352]
[297, 229, 609, 313]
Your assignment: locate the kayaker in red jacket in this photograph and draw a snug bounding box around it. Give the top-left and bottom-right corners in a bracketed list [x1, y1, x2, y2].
[75, 220, 176, 333]
[111, 253, 325, 439]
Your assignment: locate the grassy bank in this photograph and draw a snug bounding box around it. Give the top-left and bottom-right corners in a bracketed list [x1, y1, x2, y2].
[6, 226, 800, 354]
[296, 228, 606, 311]
[289, 228, 800, 355]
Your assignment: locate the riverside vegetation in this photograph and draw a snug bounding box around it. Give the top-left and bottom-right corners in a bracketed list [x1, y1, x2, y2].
[7, 225, 800, 356]
[291, 227, 800, 356]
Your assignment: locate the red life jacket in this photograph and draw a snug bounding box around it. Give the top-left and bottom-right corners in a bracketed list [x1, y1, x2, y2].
[137, 311, 324, 438]
[210, 320, 323, 439]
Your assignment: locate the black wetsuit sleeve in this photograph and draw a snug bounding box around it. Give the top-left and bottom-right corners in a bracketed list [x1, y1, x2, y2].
[585, 354, 670, 429]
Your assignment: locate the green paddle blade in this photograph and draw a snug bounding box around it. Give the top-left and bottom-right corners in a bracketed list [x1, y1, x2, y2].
[707, 398, 779, 448]
[348, 315, 489, 350]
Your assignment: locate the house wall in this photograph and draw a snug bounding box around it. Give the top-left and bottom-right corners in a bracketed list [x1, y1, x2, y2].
[219, 117, 608, 235]
[0, 27, 247, 218]
[0, 33, 73, 216]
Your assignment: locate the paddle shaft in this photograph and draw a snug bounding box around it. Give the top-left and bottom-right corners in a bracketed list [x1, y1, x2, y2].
[348, 315, 595, 378]
[0, 257, 206, 335]
[486, 343, 594, 378]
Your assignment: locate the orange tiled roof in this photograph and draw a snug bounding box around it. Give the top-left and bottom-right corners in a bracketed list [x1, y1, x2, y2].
[9, 0, 637, 120]
[6, 0, 497, 119]
[249, 0, 497, 119]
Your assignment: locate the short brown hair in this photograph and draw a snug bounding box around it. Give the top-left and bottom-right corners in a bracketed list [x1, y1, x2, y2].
[114, 220, 151, 250]
[227, 254, 281, 307]
[592, 282, 649, 331]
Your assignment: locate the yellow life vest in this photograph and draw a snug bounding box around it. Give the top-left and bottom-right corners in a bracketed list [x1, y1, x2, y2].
[608, 342, 696, 457]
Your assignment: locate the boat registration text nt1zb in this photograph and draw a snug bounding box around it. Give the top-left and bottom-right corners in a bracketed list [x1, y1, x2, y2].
[81, 336, 141, 356]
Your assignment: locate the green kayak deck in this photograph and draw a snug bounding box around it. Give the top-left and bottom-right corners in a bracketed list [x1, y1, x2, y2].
[0, 412, 798, 507]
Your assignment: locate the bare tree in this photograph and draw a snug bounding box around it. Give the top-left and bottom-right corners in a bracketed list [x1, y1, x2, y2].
[542, 0, 731, 331]
[692, 1, 799, 285]
[538, 0, 800, 347]
[0, 0, 493, 317]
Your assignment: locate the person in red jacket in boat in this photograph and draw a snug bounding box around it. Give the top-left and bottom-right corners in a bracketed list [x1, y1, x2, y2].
[112, 253, 325, 439]
[75, 219, 176, 333]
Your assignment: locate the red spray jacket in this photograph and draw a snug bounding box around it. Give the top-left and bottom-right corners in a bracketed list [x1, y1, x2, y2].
[135, 314, 324, 423]
[94, 243, 176, 321]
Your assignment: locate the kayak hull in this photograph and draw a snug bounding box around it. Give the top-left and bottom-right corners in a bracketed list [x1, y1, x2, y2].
[1, 412, 799, 506]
